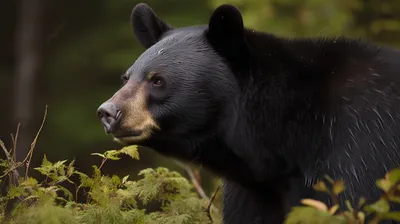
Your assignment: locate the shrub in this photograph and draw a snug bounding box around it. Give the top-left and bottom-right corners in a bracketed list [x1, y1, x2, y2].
[0, 108, 221, 224]
[0, 143, 221, 224]
[286, 170, 400, 224]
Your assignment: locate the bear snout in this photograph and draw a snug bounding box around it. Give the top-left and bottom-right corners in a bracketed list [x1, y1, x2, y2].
[97, 81, 160, 144]
[97, 102, 122, 134]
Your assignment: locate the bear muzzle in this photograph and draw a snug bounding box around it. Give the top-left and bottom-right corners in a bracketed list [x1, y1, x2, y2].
[97, 81, 160, 144]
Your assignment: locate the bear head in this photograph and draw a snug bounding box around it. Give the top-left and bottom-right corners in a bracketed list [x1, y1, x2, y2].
[97, 3, 249, 146]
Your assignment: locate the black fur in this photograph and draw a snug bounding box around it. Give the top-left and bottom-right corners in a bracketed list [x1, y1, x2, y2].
[119, 3, 400, 223]
[131, 3, 171, 49]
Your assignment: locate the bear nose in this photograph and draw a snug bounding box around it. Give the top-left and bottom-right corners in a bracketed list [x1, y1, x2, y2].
[97, 102, 121, 133]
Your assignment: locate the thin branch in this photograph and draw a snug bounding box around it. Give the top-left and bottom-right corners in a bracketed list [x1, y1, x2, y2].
[75, 185, 79, 203]
[0, 107, 47, 214]
[11, 123, 20, 160]
[0, 140, 20, 186]
[0, 140, 12, 161]
[174, 160, 208, 199]
[1, 139, 21, 208]
[0, 141, 19, 189]
[98, 158, 108, 170]
[25, 105, 48, 179]
[206, 185, 220, 223]
[174, 160, 219, 214]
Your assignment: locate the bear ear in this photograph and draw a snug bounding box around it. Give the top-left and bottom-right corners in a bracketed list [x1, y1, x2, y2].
[131, 3, 172, 49]
[207, 4, 246, 57]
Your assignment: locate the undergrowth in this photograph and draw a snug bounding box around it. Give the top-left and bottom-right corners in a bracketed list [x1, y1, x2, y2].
[286, 171, 400, 224]
[0, 141, 221, 224]
[0, 106, 221, 224]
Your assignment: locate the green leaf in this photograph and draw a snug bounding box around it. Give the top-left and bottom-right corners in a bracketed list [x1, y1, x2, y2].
[285, 207, 347, 224]
[388, 168, 400, 185]
[91, 153, 105, 158]
[332, 180, 345, 195]
[53, 160, 68, 168]
[387, 195, 400, 203]
[324, 175, 335, 185]
[66, 160, 75, 177]
[104, 150, 122, 160]
[358, 197, 366, 209]
[357, 211, 366, 223]
[138, 168, 155, 177]
[120, 145, 140, 160]
[122, 175, 130, 184]
[364, 198, 390, 214]
[111, 175, 121, 186]
[54, 176, 68, 184]
[313, 180, 330, 193]
[73, 170, 89, 178]
[7, 185, 24, 199]
[381, 212, 400, 221]
[301, 199, 328, 211]
[0, 159, 8, 168]
[23, 195, 40, 201]
[345, 200, 354, 212]
[41, 154, 52, 167]
[377, 179, 392, 192]
[55, 185, 74, 201]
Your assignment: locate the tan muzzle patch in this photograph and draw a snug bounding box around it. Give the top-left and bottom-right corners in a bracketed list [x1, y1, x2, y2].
[108, 81, 160, 143]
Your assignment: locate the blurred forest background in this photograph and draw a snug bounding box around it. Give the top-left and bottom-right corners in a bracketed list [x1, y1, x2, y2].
[1, 0, 400, 198]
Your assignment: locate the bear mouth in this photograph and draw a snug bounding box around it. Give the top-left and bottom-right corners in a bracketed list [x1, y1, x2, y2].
[111, 130, 154, 145]
[113, 131, 142, 138]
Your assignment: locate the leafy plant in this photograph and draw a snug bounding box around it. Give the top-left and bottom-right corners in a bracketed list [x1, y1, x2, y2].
[285, 170, 400, 224]
[0, 144, 221, 224]
[0, 110, 221, 224]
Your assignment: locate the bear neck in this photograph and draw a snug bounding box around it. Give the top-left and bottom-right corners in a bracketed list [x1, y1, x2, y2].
[216, 32, 381, 184]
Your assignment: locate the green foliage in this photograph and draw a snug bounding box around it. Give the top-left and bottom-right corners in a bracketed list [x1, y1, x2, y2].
[285, 169, 400, 224]
[209, 0, 361, 37]
[4, 147, 400, 224]
[0, 145, 221, 224]
[91, 145, 140, 161]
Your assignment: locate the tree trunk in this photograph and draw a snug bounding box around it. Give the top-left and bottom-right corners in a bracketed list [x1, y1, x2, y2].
[14, 0, 44, 163]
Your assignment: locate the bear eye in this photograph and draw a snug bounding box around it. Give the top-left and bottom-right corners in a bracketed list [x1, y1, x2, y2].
[151, 77, 164, 87]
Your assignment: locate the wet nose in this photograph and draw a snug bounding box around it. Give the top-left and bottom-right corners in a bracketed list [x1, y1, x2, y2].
[97, 102, 121, 133]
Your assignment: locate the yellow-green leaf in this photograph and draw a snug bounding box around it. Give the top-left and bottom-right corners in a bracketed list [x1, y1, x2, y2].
[301, 199, 328, 211]
[313, 180, 330, 193]
[345, 200, 354, 212]
[91, 153, 105, 158]
[285, 207, 347, 224]
[387, 195, 400, 203]
[376, 179, 392, 192]
[382, 212, 400, 221]
[357, 211, 366, 223]
[328, 204, 339, 215]
[324, 175, 335, 184]
[120, 145, 140, 160]
[358, 197, 366, 209]
[388, 168, 400, 185]
[67, 160, 75, 176]
[332, 180, 345, 195]
[104, 150, 121, 160]
[122, 175, 130, 184]
[364, 198, 390, 214]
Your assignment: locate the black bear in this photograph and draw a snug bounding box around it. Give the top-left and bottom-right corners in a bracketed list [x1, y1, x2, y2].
[97, 3, 400, 224]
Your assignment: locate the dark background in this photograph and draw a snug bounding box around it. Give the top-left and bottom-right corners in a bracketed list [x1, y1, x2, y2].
[1, 0, 400, 197]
